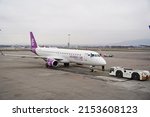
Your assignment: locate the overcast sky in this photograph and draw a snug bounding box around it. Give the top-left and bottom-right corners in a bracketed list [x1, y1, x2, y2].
[0, 0, 150, 45]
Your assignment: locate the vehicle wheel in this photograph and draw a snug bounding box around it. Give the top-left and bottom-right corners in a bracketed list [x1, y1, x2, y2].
[116, 71, 123, 78]
[132, 73, 140, 80]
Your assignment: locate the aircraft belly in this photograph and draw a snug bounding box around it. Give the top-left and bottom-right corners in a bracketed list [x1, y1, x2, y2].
[69, 56, 84, 63]
[60, 58, 69, 63]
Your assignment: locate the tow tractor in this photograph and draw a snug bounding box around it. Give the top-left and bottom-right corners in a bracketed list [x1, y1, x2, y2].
[109, 66, 150, 81]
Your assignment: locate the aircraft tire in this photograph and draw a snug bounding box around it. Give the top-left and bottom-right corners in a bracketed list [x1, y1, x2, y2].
[45, 63, 50, 68]
[46, 63, 48, 68]
[102, 65, 105, 71]
[64, 63, 69, 67]
[91, 69, 94, 72]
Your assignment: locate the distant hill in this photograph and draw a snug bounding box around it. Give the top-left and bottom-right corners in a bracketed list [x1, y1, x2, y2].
[112, 39, 150, 46]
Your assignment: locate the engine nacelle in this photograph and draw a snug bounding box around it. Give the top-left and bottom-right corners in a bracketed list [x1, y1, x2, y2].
[47, 58, 58, 67]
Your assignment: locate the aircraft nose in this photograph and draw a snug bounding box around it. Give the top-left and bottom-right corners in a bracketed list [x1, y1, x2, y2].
[100, 57, 106, 65]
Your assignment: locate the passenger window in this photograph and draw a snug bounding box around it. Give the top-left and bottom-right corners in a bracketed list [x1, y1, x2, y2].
[90, 53, 94, 57]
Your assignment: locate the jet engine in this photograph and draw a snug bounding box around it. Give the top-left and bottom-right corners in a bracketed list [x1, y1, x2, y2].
[47, 58, 58, 67]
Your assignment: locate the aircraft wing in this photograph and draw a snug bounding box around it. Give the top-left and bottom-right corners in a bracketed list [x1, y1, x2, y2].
[1, 52, 46, 59]
[0, 51, 63, 61]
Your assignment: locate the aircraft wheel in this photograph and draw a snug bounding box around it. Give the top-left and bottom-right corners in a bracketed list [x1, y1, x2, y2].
[90, 66, 94, 72]
[45, 63, 49, 68]
[91, 69, 94, 72]
[64, 63, 69, 67]
[102, 66, 105, 71]
[45, 63, 51, 68]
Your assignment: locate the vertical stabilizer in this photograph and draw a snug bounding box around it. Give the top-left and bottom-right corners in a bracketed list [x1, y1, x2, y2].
[30, 32, 38, 53]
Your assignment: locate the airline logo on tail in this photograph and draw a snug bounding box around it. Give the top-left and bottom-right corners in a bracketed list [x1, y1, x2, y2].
[30, 32, 38, 53]
[30, 32, 38, 49]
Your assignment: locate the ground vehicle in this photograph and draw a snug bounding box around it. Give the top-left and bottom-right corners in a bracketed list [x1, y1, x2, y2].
[109, 66, 150, 80]
[103, 54, 114, 57]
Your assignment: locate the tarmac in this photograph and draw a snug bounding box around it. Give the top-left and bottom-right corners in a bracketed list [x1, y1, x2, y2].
[0, 50, 150, 100]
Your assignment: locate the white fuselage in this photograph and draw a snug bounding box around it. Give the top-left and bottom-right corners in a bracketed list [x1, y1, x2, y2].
[35, 47, 106, 66]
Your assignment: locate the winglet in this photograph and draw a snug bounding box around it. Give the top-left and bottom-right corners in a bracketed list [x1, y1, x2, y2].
[30, 32, 38, 54]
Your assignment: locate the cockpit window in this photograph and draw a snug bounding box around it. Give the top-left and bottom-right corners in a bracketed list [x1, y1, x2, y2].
[90, 53, 100, 57]
[95, 54, 100, 57]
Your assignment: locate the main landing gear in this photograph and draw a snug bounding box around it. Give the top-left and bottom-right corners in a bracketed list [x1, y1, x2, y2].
[45, 63, 50, 68]
[102, 65, 105, 71]
[64, 63, 69, 67]
[90, 66, 95, 72]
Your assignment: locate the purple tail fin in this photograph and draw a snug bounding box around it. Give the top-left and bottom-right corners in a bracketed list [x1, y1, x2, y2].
[30, 32, 38, 53]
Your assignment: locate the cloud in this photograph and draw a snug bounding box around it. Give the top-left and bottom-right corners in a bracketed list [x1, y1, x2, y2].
[0, 0, 150, 45]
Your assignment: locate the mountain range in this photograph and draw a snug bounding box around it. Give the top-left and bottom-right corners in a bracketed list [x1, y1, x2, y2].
[112, 39, 150, 46]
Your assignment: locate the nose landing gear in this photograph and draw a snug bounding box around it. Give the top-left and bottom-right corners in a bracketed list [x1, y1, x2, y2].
[90, 65, 105, 72]
[90, 65, 94, 72]
[102, 65, 105, 71]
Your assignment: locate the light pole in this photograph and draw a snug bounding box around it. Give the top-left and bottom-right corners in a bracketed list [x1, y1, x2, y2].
[67, 34, 71, 48]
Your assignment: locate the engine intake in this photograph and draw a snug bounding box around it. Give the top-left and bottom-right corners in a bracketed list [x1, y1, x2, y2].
[47, 58, 58, 67]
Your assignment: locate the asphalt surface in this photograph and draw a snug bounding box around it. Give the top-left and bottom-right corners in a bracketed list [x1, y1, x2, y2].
[0, 51, 150, 100]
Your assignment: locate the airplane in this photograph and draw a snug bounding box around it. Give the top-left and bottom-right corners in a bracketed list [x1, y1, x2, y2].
[1, 32, 106, 72]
